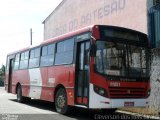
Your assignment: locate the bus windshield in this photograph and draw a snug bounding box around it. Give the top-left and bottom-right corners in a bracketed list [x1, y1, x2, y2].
[95, 40, 148, 78]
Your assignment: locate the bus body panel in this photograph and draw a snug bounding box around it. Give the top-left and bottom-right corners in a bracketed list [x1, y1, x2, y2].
[89, 83, 149, 109]
[12, 70, 30, 96]
[7, 65, 75, 105]
[28, 68, 42, 99]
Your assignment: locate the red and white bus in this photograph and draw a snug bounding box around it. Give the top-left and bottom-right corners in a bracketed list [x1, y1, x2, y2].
[5, 25, 150, 114]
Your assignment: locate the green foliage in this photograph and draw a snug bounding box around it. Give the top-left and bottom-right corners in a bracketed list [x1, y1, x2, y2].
[0, 64, 5, 81]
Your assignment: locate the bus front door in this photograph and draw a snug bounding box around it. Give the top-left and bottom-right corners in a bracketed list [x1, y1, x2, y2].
[8, 59, 14, 93]
[75, 41, 90, 106]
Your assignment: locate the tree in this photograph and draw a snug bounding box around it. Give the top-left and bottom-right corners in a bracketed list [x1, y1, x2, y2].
[0, 65, 5, 86]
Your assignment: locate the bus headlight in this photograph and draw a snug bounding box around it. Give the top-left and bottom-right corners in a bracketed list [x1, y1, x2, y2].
[94, 85, 108, 97]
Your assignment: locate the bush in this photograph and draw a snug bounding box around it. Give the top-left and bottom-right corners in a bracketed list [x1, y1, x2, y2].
[0, 80, 4, 86]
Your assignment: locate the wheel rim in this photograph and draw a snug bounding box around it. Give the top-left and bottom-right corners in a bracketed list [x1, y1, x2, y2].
[57, 95, 66, 108]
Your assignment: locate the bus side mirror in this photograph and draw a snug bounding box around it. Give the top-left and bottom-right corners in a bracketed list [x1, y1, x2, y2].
[90, 44, 96, 57]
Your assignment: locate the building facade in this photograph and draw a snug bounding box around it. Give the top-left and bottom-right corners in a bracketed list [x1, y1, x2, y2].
[43, 0, 148, 40]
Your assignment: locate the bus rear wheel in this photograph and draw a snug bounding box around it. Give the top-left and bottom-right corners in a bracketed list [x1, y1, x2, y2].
[55, 88, 70, 114]
[17, 85, 24, 103]
[17, 85, 31, 103]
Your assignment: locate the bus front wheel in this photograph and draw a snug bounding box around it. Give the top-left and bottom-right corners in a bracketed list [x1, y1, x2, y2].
[55, 88, 70, 114]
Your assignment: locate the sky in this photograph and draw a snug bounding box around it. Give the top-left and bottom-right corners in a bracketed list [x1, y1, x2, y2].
[0, 0, 62, 65]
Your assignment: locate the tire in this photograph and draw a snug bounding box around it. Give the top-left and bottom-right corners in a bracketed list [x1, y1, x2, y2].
[17, 85, 24, 103]
[55, 88, 70, 114]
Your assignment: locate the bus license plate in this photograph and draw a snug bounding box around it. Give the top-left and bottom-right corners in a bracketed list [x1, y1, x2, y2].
[124, 102, 134, 107]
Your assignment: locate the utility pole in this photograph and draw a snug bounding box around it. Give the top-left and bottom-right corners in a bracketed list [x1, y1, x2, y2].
[30, 28, 32, 45]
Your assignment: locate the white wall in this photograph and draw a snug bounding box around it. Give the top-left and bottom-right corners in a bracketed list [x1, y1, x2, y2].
[43, 0, 148, 40]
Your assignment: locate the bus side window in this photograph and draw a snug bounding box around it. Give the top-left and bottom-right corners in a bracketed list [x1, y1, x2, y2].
[14, 54, 20, 70]
[29, 48, 40, 68]
[19, 51, 29, 69]
[40, 43, 55, 66]
[55, 38, 74, 65]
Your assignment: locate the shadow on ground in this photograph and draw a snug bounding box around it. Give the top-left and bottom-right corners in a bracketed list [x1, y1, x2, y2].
[9, 99, 156, 120]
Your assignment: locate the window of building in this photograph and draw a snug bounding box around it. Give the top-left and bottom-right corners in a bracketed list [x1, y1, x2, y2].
[14, 54, 20, 70]
[29, 47, 40, 68]
[55, 38, 74, 65]
[19, 51, 29, 69]
[149, 1, 160, 48]
[40, 43, 55, 66]
[154, 0, 160, 5]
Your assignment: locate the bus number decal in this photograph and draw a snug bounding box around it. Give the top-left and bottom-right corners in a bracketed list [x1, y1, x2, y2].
[48, 78, 55, 83]
[110, 82, 121, 87]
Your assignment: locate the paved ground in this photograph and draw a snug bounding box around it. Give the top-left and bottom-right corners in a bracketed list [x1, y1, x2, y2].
[0, 87, 157, 120]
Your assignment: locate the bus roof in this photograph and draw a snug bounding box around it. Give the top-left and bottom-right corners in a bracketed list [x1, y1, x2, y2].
[7, 25, 94, 56]
[41, 25, 94, 45]
[7, 25, 147, 56]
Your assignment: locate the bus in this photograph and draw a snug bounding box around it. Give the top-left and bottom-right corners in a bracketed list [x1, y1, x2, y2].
[5, 25, 150, 114]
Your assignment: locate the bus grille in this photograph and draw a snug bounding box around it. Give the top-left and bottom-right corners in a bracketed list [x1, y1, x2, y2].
[109, 87, 146, 98]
